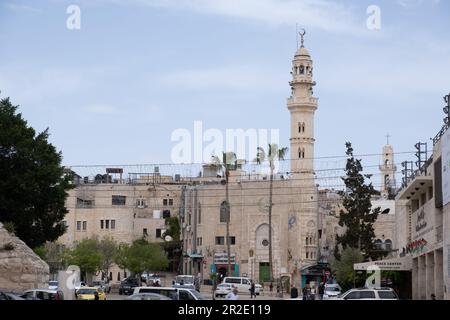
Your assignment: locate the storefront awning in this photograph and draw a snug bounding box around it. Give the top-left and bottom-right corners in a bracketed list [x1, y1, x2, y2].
[354, 256, 412, 271]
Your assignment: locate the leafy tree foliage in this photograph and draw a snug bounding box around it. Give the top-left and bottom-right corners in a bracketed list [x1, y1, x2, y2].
[0, 97, 72, 248]
[335, 142, 381, 260]
[331, 247, 365, 291]
[115, 239, 168, 276]
[66, 238, 103, 275]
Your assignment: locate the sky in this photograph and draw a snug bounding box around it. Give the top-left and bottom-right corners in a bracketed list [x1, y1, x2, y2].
[1, 0, 449, 178]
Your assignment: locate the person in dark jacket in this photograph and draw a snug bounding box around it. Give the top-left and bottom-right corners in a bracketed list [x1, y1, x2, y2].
[318, 282, 325, 300]
[302, 283, 311, 300]
[290, 284, 299, 299]
[249, 282, 256, 299]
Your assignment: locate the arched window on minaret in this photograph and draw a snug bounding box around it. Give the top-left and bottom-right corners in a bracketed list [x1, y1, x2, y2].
[385, 159, 390, 166]
[306, 66, 310, 76]
[299, 147, 305, 159]
[299, 65, 305, 75]
[302, 123, 305, 133]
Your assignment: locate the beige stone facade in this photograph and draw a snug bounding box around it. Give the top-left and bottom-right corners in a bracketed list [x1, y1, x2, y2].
[57, 177, 184, 282]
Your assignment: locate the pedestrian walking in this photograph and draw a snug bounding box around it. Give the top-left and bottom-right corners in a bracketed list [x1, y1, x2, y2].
[290, 284, 299, 299]
[302, 283, 311, 300]
[269, 282, 273, 296]
[250, 282, 256, 299]
[318, 282, 325, 300]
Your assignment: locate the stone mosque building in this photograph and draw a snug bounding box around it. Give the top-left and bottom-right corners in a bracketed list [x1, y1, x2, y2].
[57, 34, 397, 290]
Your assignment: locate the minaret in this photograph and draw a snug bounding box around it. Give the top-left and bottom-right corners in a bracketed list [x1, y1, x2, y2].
[286, 31, 319, 273]
[287, 31, 318, 179]
[380, 137, 397, 197]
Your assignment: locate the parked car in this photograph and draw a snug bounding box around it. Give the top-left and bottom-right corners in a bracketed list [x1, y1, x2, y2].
[74, 281, 86, 290]
[21, 289, 64, 300]
[221, 277, 252, 294]
[0, 290, 25, 300]
[127, 293, 172, 300]
[48, 280, 58, 290]
[92, 280, 111, 293]
[173, 275, 200, 291]
[214, 283, 233, 298]
[141, 273, 161, 285]
[323, 283, 342, 299]
[331, 287, 399, 300]
[119, 278, 139, 295]
[133, 286, 205, 300]
[75, 287, 106, 300]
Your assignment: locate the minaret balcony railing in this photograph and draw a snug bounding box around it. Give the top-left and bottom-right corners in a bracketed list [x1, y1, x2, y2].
[287, 96, 318, 105]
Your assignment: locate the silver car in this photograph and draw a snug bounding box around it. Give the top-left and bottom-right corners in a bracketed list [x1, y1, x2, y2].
[323, 283, 342, 299]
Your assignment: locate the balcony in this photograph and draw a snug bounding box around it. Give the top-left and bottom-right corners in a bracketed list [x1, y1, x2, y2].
[287, 97, 318, 105]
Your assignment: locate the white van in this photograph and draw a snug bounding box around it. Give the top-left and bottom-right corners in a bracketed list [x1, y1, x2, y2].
[221, 277, 252, 294]
[132, 286, 204, 300]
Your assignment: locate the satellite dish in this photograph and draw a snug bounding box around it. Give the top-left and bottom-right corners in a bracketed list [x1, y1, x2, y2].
[164, 235, 173, 242]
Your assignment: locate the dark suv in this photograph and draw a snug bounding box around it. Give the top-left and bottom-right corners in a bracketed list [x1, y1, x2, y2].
[119, 278, 139, 295]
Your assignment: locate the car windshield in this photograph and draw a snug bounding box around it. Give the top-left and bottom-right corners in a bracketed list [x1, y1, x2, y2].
[77, 289, 97, 295]
[176, 276, 194, 284]
[326, 287, 340, 292]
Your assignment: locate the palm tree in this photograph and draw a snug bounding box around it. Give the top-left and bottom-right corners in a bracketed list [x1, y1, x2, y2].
[211, 152, 237, 276]
[255, 144, 288, 282]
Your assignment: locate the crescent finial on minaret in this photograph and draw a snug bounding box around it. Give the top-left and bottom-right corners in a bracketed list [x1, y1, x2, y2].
[299, 29, 306, 48]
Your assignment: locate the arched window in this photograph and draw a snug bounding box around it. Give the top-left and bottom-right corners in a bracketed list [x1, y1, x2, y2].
[306, 66, 310, 76]
[374, 239, 382, 250]
[220, 201, 228, 223]
[385, 159, 390, 166]
[299, 65, 305, 75]
[384, 239, 392, 251]
[298, 122, 302, 133]
[302, 123, 305, 133]
[306, 237, 309, 245]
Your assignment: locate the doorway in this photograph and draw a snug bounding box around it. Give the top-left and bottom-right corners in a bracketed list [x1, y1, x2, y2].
[259, 262, 270, 283]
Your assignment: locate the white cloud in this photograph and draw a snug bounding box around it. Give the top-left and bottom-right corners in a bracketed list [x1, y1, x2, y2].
[110, 0, 363, 35]
[4, 3, 42, 13]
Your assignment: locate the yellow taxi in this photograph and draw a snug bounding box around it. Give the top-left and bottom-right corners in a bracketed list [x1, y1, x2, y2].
[75, 287, 107, 300]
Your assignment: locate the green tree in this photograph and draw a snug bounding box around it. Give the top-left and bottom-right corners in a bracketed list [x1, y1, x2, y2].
[255, 143, 288, 281]
[66, 238, 102, 280]
[115, 239, 168, 278]
[98, 237, 119, 280]
[335, 142, 381, 260]
[211, 152, 238, 276]
[163, 216, 182, 272]
[331, 247, 364, 291]
[34, 242, 67, 275]
[0, 97, 72, 248]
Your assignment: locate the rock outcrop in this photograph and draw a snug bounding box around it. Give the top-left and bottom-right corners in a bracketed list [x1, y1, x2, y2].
[0, 222, 49, 291]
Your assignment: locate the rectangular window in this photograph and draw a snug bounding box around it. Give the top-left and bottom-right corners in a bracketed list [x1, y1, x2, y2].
[215, 237, 225, 245]
[230, 236, 236, 245]
[156, 229, 162, 238]
[435, 158, 443, 208]
[169, 199, 173, 206]
[163, 199, 168, 206]
[111, 220, 115, 229]
[105, 220, 110, 229]
[112, 195, 126, 206]
[163, 210, 171, 219]
[136, 199, 146, 208]
[100, 220, 104, 229]
[143, 228, 148, 236]
[76, 221, 81, 231]
[76, 198, 95, 208]
[82, 221, 87, 231]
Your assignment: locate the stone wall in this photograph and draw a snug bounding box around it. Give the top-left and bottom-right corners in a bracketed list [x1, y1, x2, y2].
[0, 222, 49, 291]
